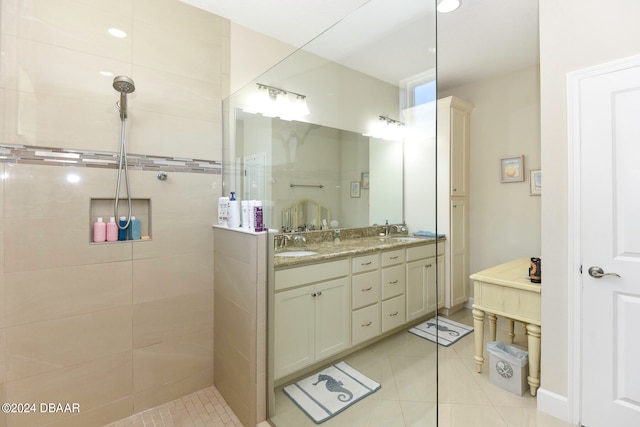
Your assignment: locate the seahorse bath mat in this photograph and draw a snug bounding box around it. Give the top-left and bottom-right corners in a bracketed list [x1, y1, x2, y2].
[283, 361, 381, 424]
[409, 316, 473, 347]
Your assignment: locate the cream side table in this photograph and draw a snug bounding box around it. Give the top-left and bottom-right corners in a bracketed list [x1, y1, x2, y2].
[470, 258, 542, 396]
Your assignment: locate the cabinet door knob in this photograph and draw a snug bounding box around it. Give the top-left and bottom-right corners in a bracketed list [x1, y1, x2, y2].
[311, 292, 317, 297]
[361, 321, 372, 327]
[317, 291, 322, 296]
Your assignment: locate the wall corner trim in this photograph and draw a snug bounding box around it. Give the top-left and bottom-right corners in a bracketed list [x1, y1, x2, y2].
[536, 388, 572, 423]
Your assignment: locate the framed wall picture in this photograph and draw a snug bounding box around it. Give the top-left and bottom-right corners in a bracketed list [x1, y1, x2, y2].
[500, 155, 525, 182]
[350, 181, 361, 198]
[361, 172, 370, 189]
[530, 169, 542, 195]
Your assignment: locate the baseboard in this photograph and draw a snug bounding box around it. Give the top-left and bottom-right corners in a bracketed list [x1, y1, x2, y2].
[536, 387, 572, 423]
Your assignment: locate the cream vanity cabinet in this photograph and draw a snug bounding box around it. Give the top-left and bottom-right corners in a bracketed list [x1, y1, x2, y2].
[380, 249, 406, 332]
[351, 253, 381, 346]
[438, 95, 473, 314]
[274, 259, 350, 380]
[406, 243, 445, 321]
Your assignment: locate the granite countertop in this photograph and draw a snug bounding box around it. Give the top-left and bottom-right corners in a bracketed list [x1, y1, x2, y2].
[274, 235, 445, 269]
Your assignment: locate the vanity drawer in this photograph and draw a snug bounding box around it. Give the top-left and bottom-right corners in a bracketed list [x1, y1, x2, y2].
[382, 295, 405, 332]
[275, 259, 349, 291]
[352, 270, 381, 309]
[352, 253, 380, 274]
[381, 264, 405, 300]
[352, 303, 381, 346]
[381, 249, 405, 267]
[407, 244, 437, 261]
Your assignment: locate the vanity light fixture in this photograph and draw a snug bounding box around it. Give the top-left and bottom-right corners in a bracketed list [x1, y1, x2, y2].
[245, 83, 310, 120]
[363, 115, 406, 141]
[437, 0, 461, 13]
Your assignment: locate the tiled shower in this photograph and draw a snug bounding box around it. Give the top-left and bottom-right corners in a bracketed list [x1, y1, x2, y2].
[0, 0, 228, 425]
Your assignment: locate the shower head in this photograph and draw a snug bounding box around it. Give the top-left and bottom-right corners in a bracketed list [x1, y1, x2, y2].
[113, 75, 135, 94]
[113, 75, 135, 119]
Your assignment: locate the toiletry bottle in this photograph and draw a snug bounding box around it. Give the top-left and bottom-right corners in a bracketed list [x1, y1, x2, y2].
[241, 200, 250, 229]
[217, 196, 229, 227]
[334, 229, 341, 243]
[254, 200, 264, 232]
[228, 192, 240, 228]
[248, 200, 255, 230]
[129, 216, 141, 240]
[106, 217, 118, 242]
[93, 217, 106, 242]
[118, 216, 128, 241]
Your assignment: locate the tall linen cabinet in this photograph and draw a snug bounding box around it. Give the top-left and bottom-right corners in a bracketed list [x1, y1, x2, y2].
[437, 96, 474, 314]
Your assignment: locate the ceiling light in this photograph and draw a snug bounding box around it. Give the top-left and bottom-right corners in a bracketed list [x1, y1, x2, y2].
[108, 28, 127, 38]
[437, 0, 461, 13]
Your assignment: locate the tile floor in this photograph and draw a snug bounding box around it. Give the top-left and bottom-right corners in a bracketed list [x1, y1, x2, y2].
[106, 309, 577, 427]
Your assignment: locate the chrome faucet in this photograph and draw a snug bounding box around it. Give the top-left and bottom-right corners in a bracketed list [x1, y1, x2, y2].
[274, 234, 291, 249]
[384, 220, 390, 237]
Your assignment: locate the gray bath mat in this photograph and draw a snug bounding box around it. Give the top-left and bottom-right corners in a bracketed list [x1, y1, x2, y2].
[409, 316, 473, 347]
[283, 361, 381, 424]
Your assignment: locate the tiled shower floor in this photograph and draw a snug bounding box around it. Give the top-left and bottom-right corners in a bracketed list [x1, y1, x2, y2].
[103, 386, 242, 427]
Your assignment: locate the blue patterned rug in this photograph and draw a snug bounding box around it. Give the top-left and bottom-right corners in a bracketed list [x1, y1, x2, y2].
[409, 316, 473, 347]
[283, 361, 381, 424]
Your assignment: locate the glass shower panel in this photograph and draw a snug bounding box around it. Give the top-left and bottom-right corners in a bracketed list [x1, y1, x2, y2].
[222, 1, 437, 426]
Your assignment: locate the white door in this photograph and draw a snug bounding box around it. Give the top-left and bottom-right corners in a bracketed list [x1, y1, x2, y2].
[579, 56, 640, 426]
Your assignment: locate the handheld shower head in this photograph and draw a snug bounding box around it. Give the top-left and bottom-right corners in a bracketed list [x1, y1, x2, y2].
[113, 75, 135, 119]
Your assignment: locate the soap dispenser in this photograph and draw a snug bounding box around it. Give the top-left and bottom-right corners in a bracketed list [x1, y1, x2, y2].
[228, 192, 240, 228]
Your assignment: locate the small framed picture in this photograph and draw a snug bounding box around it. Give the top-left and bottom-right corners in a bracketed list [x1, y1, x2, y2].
[361, 172, 370, 189]
[500, 155, 525, 183]
[530, 169, 541, 195]
[350, 181, 361, 198]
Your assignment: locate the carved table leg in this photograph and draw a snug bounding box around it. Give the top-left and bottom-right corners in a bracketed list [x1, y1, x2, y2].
[526, 323, 541, 396]
[488, 313, 497, 342]
[508, 319, 515, 343]
[472, 308, 485, 373]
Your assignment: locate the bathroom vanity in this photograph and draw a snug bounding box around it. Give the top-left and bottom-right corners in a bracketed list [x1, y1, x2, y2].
[273, 235, 445, 381]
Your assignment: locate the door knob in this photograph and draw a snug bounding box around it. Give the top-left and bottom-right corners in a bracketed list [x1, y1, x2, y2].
[588, 266, 621, 278]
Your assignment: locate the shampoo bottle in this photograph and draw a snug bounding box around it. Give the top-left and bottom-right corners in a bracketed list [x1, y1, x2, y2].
[93, 217, 106, 242]
[118, 216, 128, 241]
[228, 192, 240, 228]
[254, 200, 264, 232]
[129, 216, 141, 240]
[241, 200, 250, 229]
[106, 217, 118, 242]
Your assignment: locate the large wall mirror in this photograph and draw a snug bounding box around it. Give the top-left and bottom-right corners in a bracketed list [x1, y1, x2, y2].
[235, 110, 403, 230]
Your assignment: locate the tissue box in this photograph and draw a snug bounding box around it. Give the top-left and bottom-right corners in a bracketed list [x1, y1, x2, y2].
[486, 342, 529, 395]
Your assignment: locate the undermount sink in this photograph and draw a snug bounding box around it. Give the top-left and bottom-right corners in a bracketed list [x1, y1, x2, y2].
[275, 251, 318, 257]
[390, 237, 423, 242]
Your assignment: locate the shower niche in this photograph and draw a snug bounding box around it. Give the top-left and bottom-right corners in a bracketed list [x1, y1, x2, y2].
[89, 198, 152, 243]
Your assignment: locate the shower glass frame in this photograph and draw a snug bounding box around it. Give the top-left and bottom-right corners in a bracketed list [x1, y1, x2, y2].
[221, 1, 439, 425]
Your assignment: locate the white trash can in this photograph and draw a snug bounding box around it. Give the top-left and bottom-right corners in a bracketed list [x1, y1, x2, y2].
[486, 341, 529, 395]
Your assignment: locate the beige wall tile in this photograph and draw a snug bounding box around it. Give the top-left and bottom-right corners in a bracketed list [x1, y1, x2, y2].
[133, 329, 213, 394]
[132, 21, 221, 84]
[133, 290, 213, 348]
[15, 0, 132, 62]
[133, 367, 213, 414]
[5, 262, 132, 327]
[133, 254, 212, 304]
[4, 217, 132, 273]
[5, 352, 132, 427]
[6, 307, 132, 380]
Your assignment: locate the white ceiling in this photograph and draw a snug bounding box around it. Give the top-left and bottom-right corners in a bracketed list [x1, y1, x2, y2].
[180, 0, 538, 90]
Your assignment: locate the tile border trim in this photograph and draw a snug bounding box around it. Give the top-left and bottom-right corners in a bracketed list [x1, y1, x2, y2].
[0, 144, 222, 175]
